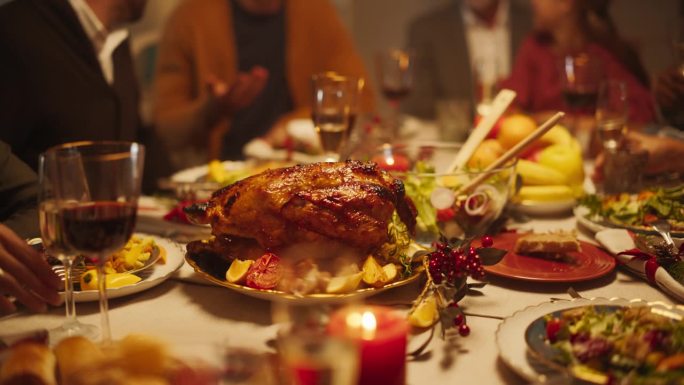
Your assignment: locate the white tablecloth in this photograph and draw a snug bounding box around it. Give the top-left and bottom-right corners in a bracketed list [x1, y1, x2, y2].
[1, 214, 677, 385]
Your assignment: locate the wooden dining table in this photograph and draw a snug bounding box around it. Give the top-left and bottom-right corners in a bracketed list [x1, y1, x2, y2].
[1, 203, 678, 385]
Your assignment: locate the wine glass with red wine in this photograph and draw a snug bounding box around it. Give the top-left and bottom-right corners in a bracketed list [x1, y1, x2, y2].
[311, 73, 355, 161]
[559, 53, 603, 154]
[376, 49, 414, 139]
[39, 141, 144, 343]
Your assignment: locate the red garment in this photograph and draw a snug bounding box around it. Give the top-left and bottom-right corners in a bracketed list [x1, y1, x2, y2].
[501, 36, 656, 123]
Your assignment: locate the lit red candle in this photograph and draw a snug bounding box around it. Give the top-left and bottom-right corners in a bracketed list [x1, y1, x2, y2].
[328, 306, 408, 385]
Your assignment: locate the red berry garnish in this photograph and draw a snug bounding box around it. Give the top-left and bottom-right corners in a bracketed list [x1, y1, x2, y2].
[481, 235, 494, 248]
[449, 302, 459, 308]
[458, 324, 470, 337]
[453, 313, 464, 326]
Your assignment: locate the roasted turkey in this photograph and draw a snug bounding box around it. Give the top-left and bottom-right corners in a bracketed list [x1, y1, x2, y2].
[185, 161, 417, 253]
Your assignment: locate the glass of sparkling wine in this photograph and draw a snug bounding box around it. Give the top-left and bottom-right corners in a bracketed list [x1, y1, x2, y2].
[595, 80, 628, 152]
[312, 73, 354, 161]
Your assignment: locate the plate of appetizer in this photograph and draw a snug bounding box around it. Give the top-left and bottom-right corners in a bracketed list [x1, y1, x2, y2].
[183, 161, 425, 303]
[48, 234, 185, 302]
[496, 297, 684, 383]
[525, 302, 684, 384]
[478, 231, 615, 282]
[577, 186, 684, 237]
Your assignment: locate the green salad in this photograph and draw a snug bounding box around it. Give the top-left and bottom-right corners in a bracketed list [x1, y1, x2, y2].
[580, 186, 684, 231]
[543, 306, 684, 384]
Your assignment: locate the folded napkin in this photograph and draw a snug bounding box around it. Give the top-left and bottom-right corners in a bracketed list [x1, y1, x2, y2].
[595, 229, 684, 302]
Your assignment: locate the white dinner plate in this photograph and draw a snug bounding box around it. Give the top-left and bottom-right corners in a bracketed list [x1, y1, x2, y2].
[573, 205, 608, 234]
[67, 234, 185, 302]
[495, 297, 684, 383]
[170, 160, 250, 183]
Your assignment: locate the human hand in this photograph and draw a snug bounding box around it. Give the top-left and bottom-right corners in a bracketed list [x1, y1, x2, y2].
[594, 131, 682, 181]
[0, 225, 61, 314]
[206, 66, 269, 118]
[655, 66, 684, 111]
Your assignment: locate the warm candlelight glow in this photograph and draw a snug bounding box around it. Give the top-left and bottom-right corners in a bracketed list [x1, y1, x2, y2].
[385, 155, 396, 166]
[361, 311, 377, 340]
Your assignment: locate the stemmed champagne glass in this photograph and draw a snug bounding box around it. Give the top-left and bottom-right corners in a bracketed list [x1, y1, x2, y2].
[595, 80, 628, 152]
[39, 141, 144, 343]
[312, 73, 354, 162]
[376, 49, 414, 139]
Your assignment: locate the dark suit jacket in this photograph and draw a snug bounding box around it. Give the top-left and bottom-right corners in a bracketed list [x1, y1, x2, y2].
[0, 141, 39, 238]
[0, 0, 139, 170]
[402, 0, 532, 119]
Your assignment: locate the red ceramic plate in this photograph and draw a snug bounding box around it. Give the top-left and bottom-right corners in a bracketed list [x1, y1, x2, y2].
[480, 232, 616, 282]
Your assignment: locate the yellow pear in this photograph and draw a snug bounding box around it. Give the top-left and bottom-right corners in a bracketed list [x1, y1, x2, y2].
[537, 142, 584, 185]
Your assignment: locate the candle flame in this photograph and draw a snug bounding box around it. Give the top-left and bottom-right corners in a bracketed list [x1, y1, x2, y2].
[361, 311, 377, 339]
[344, 310, 378, 339]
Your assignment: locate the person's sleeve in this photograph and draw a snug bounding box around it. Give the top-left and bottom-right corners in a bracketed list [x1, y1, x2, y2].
[401, 20, 439, 119]
[500, 36, 535, 111]
[153, 9, 217, 151]
[0, 142, 39, 239]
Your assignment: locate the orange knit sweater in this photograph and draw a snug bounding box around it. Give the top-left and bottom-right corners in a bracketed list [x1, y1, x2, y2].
[154, 0, 375, 163]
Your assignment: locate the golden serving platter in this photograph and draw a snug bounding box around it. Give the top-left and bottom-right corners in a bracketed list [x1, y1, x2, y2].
[185, 252, 425, 304]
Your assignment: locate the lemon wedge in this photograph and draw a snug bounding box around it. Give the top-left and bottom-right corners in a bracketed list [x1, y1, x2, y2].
[408, 295, 438, 328]
[362, 256, 386, 287]
[382, 263, 398, 283]
[326, 272, 364, 294]
[226, 259, 253, 284]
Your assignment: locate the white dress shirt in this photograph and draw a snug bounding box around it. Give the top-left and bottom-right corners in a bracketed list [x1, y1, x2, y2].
[461, 0, 511, 85]
[68, 0, 129, 85]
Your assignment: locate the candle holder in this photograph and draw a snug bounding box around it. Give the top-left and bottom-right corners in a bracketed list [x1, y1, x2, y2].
[328, 305, 408, 385]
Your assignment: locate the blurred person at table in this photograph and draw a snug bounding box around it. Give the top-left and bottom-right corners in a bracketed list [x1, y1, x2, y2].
[501, 0, 655, 124]
[594, 131, 684, 179]
[401, 0, 532, 119]
[0, 223, 61, 315]
[0, 0, 169, 192]
[154, 0, 374, 169]
[0, 141, 40, 239]
[655, 66, 684, 130]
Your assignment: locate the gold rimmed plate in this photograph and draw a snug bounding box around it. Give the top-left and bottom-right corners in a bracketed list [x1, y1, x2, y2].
[185, 251, 425, 304]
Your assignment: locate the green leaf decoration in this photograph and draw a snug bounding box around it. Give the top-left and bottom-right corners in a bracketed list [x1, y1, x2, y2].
[477, 247, 507, 265]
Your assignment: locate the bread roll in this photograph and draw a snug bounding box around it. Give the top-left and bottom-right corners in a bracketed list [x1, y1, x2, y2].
[0, 343, 57, 385]
[53, 337, 104, 385]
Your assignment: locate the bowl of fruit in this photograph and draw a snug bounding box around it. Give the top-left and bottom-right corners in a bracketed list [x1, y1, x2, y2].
[469, 114, 585, 215]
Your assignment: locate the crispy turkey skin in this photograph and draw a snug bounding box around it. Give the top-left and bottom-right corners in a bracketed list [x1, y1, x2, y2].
[185, 161, 416, 252]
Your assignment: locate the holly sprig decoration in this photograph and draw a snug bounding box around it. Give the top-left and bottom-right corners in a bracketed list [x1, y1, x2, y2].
[409, 234, 506, 338]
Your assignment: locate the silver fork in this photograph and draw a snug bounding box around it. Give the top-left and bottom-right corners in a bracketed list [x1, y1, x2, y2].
[651, 219, 677, 254]
[51, 256, 88, 287]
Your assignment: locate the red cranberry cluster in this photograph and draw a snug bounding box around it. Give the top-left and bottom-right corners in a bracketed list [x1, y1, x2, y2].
[427, 235, 493, 285]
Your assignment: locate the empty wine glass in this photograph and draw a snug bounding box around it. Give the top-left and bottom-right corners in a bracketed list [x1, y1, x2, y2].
[376, 49, 414, 139]
[311, 73, 354, 161]
[40, 141, 145, 343]
[595, 80, 628, 152]
[39, 154, 98, 343]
